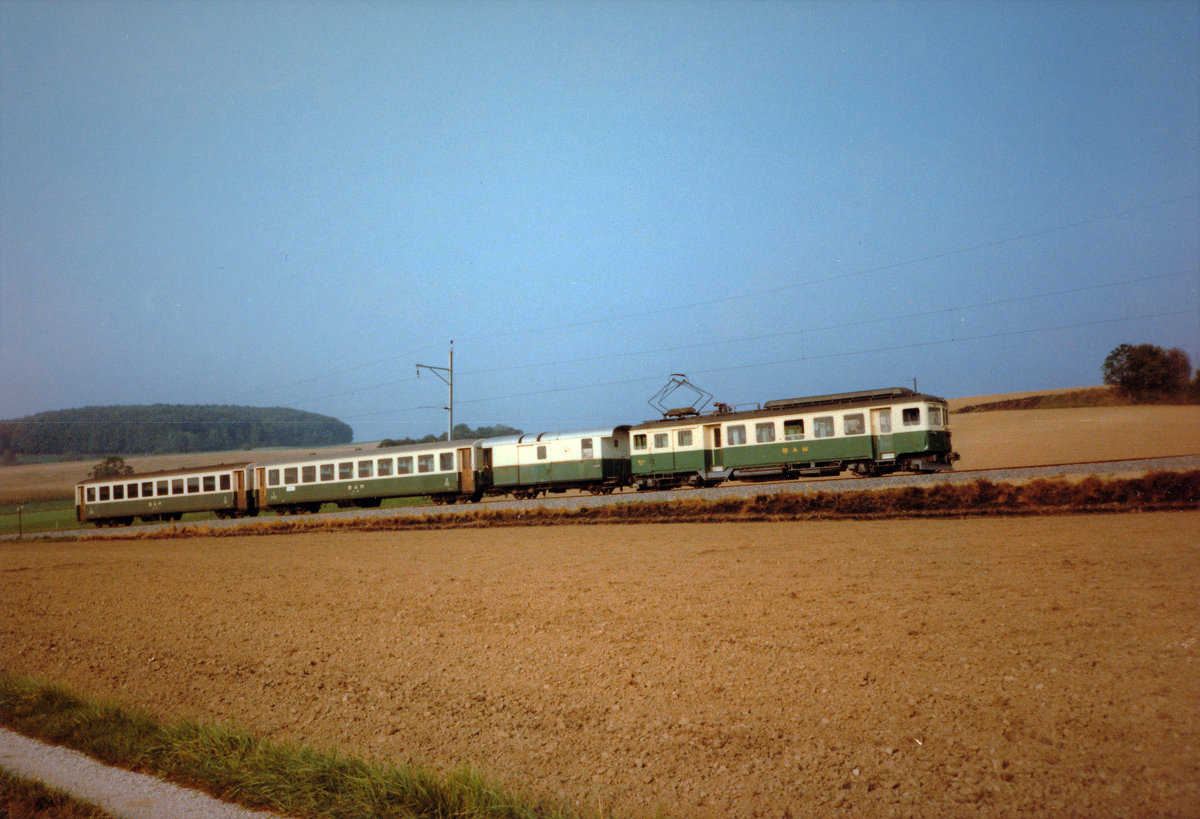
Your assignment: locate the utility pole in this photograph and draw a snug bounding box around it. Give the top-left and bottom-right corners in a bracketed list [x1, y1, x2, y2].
[416, 341, 454, 441]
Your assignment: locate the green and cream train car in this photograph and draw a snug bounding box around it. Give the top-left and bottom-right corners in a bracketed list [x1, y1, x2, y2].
[482, 427, 631, 499]
[76, 462, 254, 526]
[252, 439, 485, 513]
[629, 387, 955, 489]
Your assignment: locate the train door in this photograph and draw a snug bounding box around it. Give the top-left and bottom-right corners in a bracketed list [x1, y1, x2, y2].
[457, 447, 474, 493]
[704, 424, 723, 470]
[234, 470, 247, 513]
[649, 430, 674, 474]
[872, 409, 895, 461]
[472, 446, 492, 492]
[76, 485, 87, 522]
[254, 468, 268, 507]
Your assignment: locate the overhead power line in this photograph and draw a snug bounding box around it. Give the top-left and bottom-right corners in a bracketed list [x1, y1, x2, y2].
[454, 270, 1195, 378]
[232, 193, 1199, 405]
[289, 268, 1195, 408]
[451, 194, 1200, 344]
[333, 305, 1198, 421]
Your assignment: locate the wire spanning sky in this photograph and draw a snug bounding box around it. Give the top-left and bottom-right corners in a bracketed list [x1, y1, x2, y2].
[2, 0, 1198, 443]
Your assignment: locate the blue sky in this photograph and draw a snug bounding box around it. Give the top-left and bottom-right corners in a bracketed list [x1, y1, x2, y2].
[2, 0, 1197, 443]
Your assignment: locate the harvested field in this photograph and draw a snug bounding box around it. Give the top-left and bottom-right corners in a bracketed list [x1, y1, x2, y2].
[2, 514, 1198, 817]
[949, 405, 1200, 471]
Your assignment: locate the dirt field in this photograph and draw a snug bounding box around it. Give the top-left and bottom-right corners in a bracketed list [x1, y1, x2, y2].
[949, 405, 1200, 471]
[2, 514, 1198, 817]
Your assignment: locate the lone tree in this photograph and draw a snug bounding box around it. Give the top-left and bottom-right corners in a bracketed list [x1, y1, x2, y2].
[1102, 343, 1191, 401]
[88, 455, 133, 480]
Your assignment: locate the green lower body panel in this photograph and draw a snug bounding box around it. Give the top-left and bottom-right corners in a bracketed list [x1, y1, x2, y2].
[897, 430, 950, 456]
[265, 474, 460, 508]
[725, 438, 874, 469]
[631, 450, 706, 477]
[632, 430, 952, 478]
[83, 492, 239, 522]
[492, 458, 628, 488]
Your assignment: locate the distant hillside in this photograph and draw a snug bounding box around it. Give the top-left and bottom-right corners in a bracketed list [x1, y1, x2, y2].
[0, 405, 353, 456]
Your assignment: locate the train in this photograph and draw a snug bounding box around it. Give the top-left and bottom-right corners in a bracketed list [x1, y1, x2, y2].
[75, 386, 957, 527]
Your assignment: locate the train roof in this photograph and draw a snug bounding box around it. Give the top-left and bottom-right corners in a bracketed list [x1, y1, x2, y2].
[631, 387, 948, 430]
[481, 426, 630, 447]
[77, 461, 254, 486]
[250, 438, 477, 467]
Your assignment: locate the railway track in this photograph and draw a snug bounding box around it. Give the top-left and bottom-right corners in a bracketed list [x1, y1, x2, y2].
[16, 453, 1195, 540]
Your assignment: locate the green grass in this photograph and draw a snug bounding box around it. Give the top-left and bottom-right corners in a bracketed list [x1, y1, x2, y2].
[0, 500, 79, 536]
[0, 494, 435, 536]
[0, 674, 598, 819]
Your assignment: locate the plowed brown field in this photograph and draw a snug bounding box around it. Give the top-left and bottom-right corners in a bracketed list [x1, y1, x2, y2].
[2, 514, 1198, 817]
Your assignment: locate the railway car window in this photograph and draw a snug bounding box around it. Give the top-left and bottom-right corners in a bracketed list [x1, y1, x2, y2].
[418, 454, 433, 473]
[187, 477, 201, 493]
[902, 408, 920, 426]
[653, 433, 669, 449]
[876, 412, 892, 434]
[377, 458, 393, 477]
[440, 452, 454, 471]
[784, 419, 804, 440]
[814, 416, 834, 438]
[397, 457, 413, 474]
[282, 469, 297, 486]
[755, 422, 776, 443]
[158, 480, 169, 495]
[929, 406, 945, 426]
[220, 474, 231, 491]
[127, 483, 138, 499]
[727, 425, 747, 445]
[113, 485, 124, 500]
[536, 446, 547, 460]
[87, 487, 96, 502]
[581, 438, 594, 459]
[844, 414, 865, 435]
[677, 429, 693, 447]
[99, 486, 110, 501]
[339, 462, 353, 479]
[358, 460, 373, 478]
[320, 464, 334, 481]
[204, 475, 217, 491]
[633, 434, 648, 450]
[142, 482, 154, 497]
[301, 467, 316, 483]
[267, 470, 280, 487]
[172, 479, 184, 494]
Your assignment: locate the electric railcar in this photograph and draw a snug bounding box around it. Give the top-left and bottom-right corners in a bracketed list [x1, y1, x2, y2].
[75, 387, 955, 526]
[629, 387, 954, 490]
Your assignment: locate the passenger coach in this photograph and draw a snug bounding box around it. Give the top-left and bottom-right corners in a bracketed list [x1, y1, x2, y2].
[253, 439, 485, 513]
[629, 387, 955, 489]
[76, 462, 254, 526]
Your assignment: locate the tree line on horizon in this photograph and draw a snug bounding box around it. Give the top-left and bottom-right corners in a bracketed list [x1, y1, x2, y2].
[0, 405, 353, 460]
[1102, 343, 1199, 403]
[378, 423, 523, 448]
